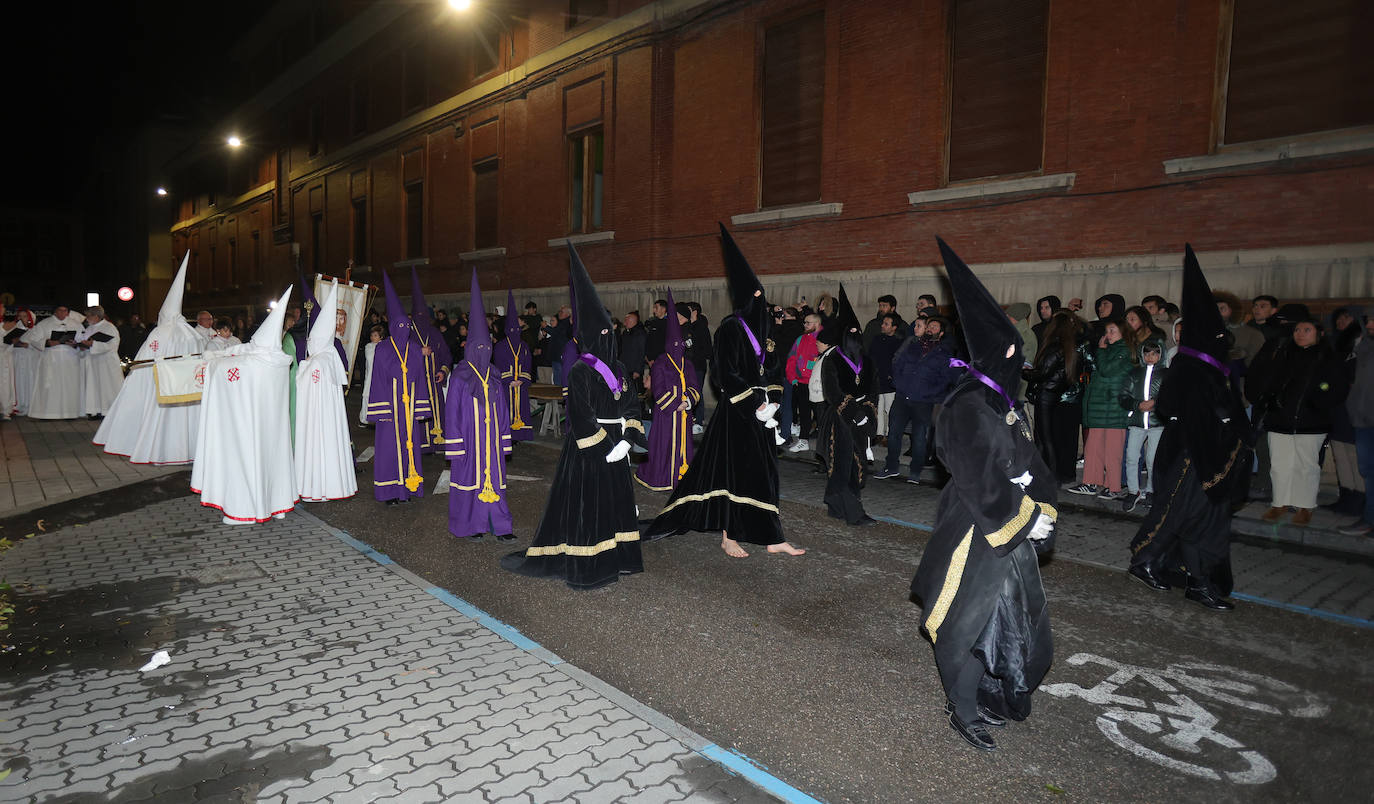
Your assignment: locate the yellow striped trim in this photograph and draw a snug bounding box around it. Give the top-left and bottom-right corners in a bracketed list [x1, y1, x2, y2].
[624, 419, 644, 432]
[576, 428, 607, 449]
[635, 475, 673, 492]
[157, 391, 201, 404]
[925, 527, 973, 644]
[986, 495, 1037, 547]
[658, 488, 779, 515]
[1040, 502, 1059, 521]
[729, 389, 755, 404]
[765, 384, 783, 392]
[524, 531, 641, 557]
[656, 390, 675, 406]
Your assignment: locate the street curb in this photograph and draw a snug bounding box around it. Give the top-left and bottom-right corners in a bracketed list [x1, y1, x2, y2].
[291, 507, 827, 804]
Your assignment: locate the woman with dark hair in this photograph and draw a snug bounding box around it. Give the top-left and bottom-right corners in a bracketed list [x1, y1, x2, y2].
[1123, 305, 1165, 360]
[1032, 295, 1061, 349]
[1025, 310, 1091, 483]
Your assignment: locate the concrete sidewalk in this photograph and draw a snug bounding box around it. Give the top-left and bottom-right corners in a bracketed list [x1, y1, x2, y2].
[0, 496, 792, 803]
[0, 419, 180, 517]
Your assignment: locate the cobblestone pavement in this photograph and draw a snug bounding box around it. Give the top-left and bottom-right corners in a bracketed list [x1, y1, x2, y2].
[0, 419, 179, 517]
[775, 455, 1374, 624]
[0, 497, 783, 803]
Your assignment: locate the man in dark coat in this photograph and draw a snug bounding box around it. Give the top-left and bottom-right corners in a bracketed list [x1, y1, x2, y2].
[912, 238, 1059, 752]
[1128, 245, 1252, 610]
[618, 310, 648, 393]
[645, 225, 804, 558]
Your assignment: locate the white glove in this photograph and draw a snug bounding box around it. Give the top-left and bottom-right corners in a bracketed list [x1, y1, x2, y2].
[774, 429, 786, 446]
[756, 401, 779, 422]
[1010, 471, 1032, 489]
[1028, 513, 1054, 542]
[605, 440, 632, 463]
[764, 418, 779, 429]
[865, 446, 874, 462]
[855, 416, 869, 427]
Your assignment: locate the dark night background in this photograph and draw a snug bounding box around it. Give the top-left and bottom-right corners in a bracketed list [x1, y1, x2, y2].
[3, 1, 273, 308]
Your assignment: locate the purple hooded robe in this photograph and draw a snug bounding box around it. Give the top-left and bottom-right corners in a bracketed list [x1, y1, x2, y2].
[410, 267, 453, 455]
[444, 271, 513, 537]
[366, 271, 433, 502]
[493, 289, 534, 442]
[636, 289, 701, 491]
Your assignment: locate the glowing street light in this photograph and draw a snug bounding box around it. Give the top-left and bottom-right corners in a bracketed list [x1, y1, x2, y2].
[448, 0, 473, 10]
[227, 135, 243, 148]
[155, 187, 168, 196]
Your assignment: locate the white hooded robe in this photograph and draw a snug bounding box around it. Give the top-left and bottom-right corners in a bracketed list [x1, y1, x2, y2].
[191, 287, 298, 523]
[294, 281, 357, 502]
[77, 319, 123, 416]
[94, 253, 209, 463]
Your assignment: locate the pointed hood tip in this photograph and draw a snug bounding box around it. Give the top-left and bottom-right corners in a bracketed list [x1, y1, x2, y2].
[307, 280, 339, 354]
[664, 287, 684, 361]
[382, 271, 411, 342]
[568, 243, 616, 361]
[1180, 243, 1230, 360]
[937, 236, 1023, 393]
[251, 285, 294, 349]
[158, 251, 191, 327]
[504, 289, 520, 341]
[465, 268, 492, 370]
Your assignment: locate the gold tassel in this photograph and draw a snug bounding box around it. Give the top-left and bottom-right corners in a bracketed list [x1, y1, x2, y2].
[402, 382, 423, 492]
[475, 363, 501, 503]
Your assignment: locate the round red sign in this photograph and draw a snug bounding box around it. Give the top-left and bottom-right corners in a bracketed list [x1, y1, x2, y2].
[117, 286, 134, 302]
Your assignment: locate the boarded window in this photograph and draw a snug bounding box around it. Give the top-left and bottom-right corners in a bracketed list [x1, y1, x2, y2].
[351, 198, 368, 265]
[310, 213, 324, 274]
[474, 161, 499, 249]
[1223, 0, 1374, 144]
[404, 182, 424, 259]
[569, 130, 604, 233]
[472, 19, 501, 77]
[947, 0, 1048, 182]
[760, 12, 825, 208]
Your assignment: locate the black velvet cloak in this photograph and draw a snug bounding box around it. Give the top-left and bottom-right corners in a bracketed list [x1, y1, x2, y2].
[1129, 356, 1251, 593]
[501, 360, 646, 589]
[815, 349, 876, 524]
[644, 315, 784, 545]
[911, 381, 1059, 721]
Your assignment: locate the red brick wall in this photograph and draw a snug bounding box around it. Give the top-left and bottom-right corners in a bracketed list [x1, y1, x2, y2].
[173, 0, 1374, 313]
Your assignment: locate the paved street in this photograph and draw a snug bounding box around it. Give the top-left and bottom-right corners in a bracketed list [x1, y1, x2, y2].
[0, 419, 179, 516]
[2, 416, 1373, 803]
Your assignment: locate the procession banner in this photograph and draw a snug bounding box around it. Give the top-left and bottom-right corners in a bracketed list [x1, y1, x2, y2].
[314, 274, 372, 387]
[153, 355, 208, 404]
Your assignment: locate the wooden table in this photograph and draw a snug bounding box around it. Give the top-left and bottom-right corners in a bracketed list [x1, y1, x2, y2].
[528, 383, 565, 437]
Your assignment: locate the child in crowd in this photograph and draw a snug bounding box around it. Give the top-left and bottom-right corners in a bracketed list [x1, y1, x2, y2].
[1119, 340, 1168, 511]
[357, 324, 386, 426]
[206, 317, 241, 352]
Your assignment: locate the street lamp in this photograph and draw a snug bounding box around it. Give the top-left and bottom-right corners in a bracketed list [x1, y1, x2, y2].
[448, 0, 473, 10]
[155, 187, 168, 196]
[227, 135, 243, 148]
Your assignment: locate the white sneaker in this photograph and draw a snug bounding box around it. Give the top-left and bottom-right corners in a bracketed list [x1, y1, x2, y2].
[788, 440, 809, 453]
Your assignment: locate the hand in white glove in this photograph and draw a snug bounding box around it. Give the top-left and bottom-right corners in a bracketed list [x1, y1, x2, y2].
[1028, 512, 1054, 541]
[605, 440, 632, 463]
[865, 446, 874, 462]
[1009, 471, 1032, 489]
[756, 401, 779, 422]
[774, 429, 786, 446]
[855, 416, 869, 427]
[764, 418, 779, 429]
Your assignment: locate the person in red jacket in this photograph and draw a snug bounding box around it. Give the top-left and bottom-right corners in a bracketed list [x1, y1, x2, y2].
[786, 313, 822, 451]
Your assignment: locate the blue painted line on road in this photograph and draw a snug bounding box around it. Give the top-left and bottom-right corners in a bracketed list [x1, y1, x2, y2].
[320, 520, 825, 804]
[424, 586, 544, 653]
[872, 514, 933, 532]
[699, 745, 828, 804]
[1231, 593, 1374, 630]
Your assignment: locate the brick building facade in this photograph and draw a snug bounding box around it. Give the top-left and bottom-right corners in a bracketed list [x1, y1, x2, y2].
[165, 0, 1374, 323]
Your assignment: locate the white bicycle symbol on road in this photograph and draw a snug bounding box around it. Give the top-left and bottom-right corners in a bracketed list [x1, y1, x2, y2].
[1040, 653, 1328, 784]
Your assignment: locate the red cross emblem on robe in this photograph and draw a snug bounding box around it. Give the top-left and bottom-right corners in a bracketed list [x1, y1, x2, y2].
[227, 367, 241, 382]
[311, 368, 320, 384]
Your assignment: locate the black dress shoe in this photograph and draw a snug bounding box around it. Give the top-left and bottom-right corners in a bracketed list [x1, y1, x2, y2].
[1185, 585, 1235, 611]
[852, 515, 878, 527]
[469, 533, 486, 541]
[496, 533, 517, 543]
[385, 500, 400, 507]
[948, 711, 996, 751]
[1128, 563, 1171, 591]
[944, 700, 1006, 728]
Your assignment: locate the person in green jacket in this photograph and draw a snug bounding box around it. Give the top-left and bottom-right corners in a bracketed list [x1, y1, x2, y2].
[1068, 319, 1133, 499]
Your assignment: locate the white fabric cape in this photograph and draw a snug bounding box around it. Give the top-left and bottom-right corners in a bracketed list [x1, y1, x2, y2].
[358, 340, 378, 425]
[191, 347, 297, 522]
[294, 353, 357, 502]
[93, 322, 208, 464]
[78, 320, 123, 416]
[23, 315, 85, 419]
[0, 340, 16, 417]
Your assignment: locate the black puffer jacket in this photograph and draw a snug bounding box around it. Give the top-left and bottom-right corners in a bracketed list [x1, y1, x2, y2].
[1025, 338, 1094, 405]
[1250, 340, 1349, 434]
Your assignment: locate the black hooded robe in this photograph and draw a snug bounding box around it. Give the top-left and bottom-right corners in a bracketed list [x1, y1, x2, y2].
[1128, 356, 1250, 594]
[644, 316, 784, 545]
[911, 381, 1059, 722]
[500, 359, 646, 589]
[815, 349, 876, 524]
